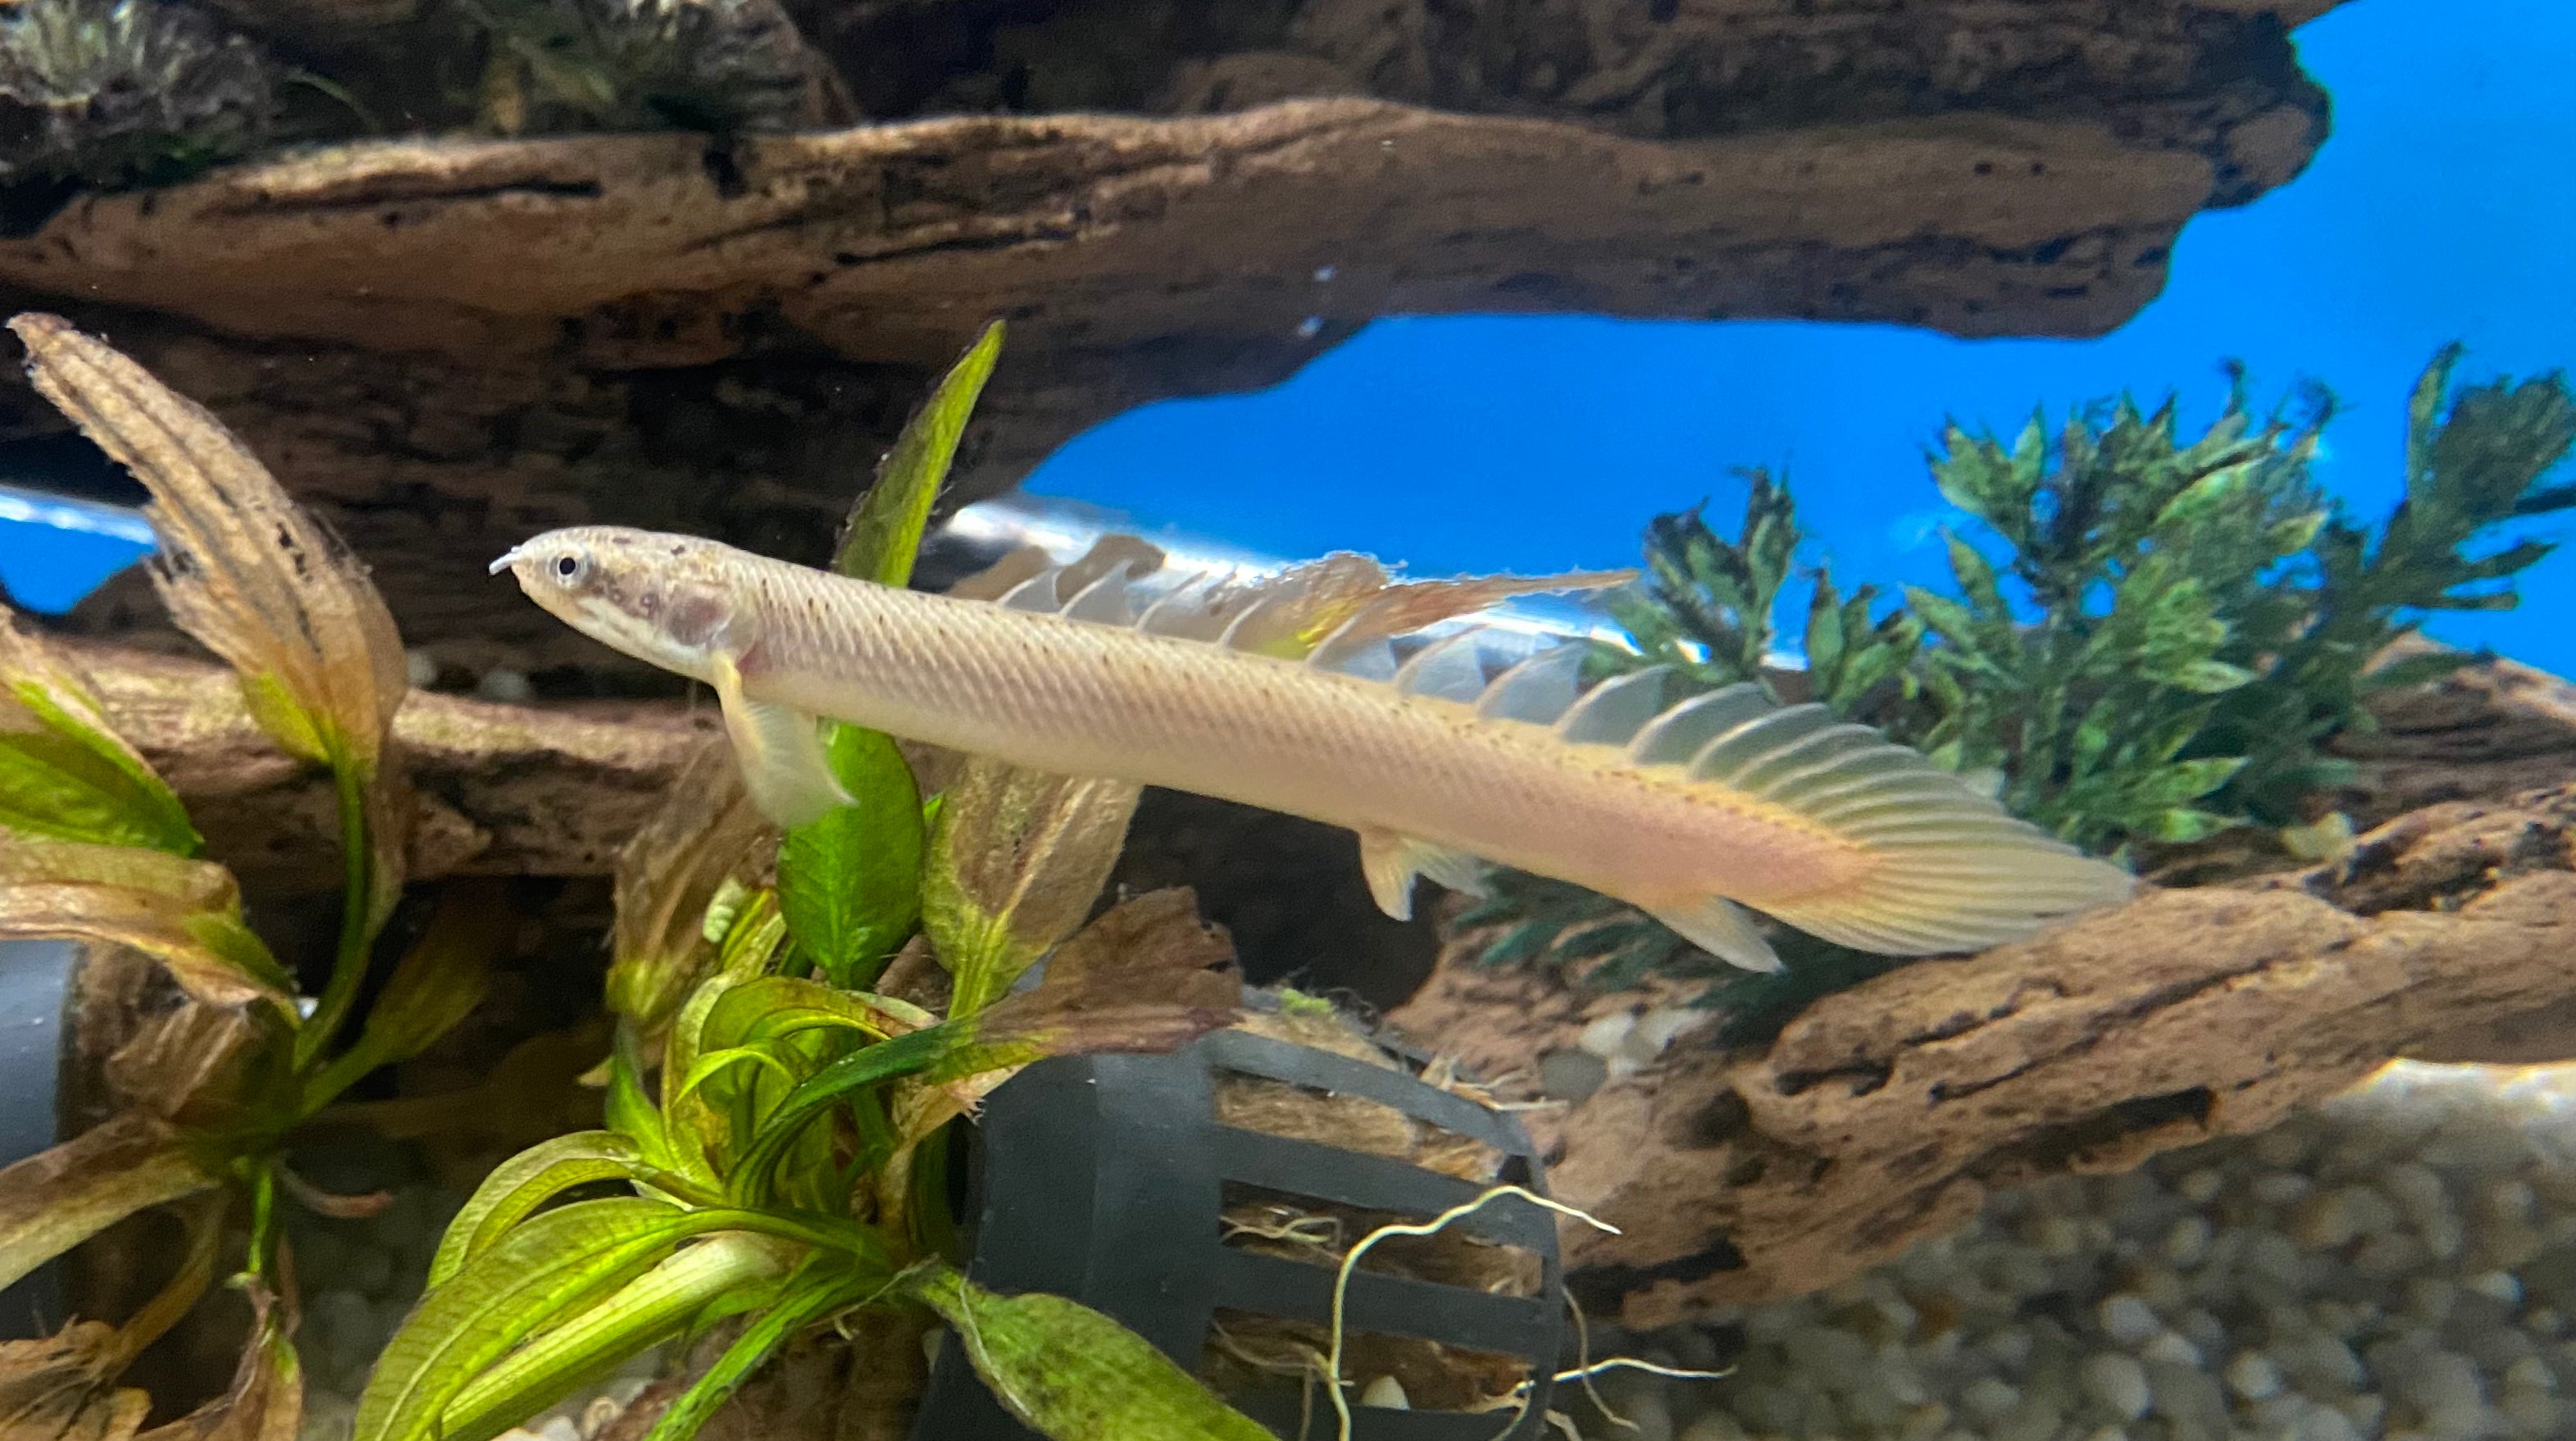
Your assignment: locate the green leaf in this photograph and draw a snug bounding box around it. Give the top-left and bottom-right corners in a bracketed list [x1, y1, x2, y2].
[355, 1198, 696, 1441]
[700, 977, 936, 1055]
[2145, 807, 2240, 844]
[2165, 660, 2256, 694]
[0, 730, 198, 854]
[905, 1265, 1272, 1441]
[438, 1231, 804, 1441]
[639, 1268, 878, 1441]
[835, 320, 1004, 588]
[732, 1025, 964, 1198]
[429, 1132, 657, 1289]
[778, 725, 924, 989]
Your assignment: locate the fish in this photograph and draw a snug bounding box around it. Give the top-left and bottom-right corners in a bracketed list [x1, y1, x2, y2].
[491, 525, 2134, 972]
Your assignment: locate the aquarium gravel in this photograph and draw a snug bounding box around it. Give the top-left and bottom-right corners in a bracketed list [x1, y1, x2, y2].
[1577, 1061, 2576, 1441]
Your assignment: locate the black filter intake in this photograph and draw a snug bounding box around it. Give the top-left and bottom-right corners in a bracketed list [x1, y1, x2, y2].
[913, 1019, 1566, 1440]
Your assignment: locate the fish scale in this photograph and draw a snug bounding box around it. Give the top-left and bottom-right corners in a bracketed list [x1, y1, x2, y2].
[494, 526, 2136, 972]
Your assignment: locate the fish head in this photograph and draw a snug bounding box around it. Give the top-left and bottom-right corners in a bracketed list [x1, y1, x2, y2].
[490, 526, 744, 682]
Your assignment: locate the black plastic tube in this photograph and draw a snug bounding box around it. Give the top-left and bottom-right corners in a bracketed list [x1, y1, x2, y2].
[0, 937, 76, 1339]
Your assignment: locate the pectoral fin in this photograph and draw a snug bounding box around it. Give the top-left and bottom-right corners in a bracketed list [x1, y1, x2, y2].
[1649, 895, 1782, 974]
[711, 654, 851, 829]
[1357, 828, 1490, 921]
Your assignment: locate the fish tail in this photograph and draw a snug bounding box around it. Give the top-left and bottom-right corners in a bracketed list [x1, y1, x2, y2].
[1556, 675, 2135, 966]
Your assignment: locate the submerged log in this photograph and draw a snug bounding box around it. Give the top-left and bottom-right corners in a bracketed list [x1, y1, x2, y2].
[0, 1, 2346, 672]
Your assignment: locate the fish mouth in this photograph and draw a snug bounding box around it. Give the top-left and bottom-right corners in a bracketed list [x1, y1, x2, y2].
[487, 546, 525, 577]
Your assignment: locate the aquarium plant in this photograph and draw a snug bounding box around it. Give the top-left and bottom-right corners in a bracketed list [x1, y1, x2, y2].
[1458, 349, 2576, 1034]
[351, 325, 1263, 1441]
[0, 312, 443, 1439]
[459, 0, 819, 135]
[0, 0, 276, 196]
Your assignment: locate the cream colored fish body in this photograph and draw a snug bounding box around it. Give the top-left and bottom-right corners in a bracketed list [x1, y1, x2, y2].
[495, 525, 2133, 971]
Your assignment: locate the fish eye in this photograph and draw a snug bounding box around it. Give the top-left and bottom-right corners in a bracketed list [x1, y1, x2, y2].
[553, 553, 589, 584]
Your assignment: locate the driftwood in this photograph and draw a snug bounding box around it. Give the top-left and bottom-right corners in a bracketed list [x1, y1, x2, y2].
[65, 639, 714, 889]
[1386, 660, 2576, 1325]
[0, 1, 2346, 669]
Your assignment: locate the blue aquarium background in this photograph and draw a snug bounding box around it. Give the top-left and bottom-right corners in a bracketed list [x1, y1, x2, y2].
[3, 0, 2569, 675]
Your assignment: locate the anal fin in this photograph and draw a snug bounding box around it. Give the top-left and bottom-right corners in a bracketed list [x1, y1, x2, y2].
[712, 654, 851, 829]
[1648, 895, 1782, 974]
[1356, 828, 1490, 921]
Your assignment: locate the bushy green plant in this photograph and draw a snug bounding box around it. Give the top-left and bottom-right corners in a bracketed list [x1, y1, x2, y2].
[1455, 348, 2576, 1034]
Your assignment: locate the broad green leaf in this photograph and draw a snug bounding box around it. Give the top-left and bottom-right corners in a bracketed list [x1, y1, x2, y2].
[355, 1198, 694, 1441]
[778, 725, 924, 989]
[0, 1113, 214, 1291]
[835, 320, 1004, 587]
[905, 1265, 1272, 1441]
[429, 1132, 656, 1288]
[439, 1231, 803, 1441]
[639, 1268, 877, 1441]
[0, 730, 198, 855]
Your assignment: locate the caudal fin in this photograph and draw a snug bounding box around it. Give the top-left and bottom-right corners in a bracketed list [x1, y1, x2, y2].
[1652, 685, 2135, 960]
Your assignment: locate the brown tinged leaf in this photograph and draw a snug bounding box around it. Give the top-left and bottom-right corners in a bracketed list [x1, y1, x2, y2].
[0, 1321, 148, 1441]
[610, 739, 773, 1034]
[0, 835, 289, 1010]
[922, 762, 1141, 1016]
[11, 314, 412, 924]
[1040, 886, 1238, 1007]
[102, 987, 272, 1130]
[0, 1113, 216, 1294]
[135, 1282, 301, 1441]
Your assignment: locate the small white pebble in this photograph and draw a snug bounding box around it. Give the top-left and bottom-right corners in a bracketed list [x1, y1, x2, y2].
[2080, 1353, 2150, 1421]
[1359, 1375, 1409, 1411]
[2468, 1270, 2525, 1305]
[1577, 1010, 1637, 1060]
[2161, 1215, 2211, 1267]
[2174, 1168, 2224, 1204]
[535, 1418, 580, 1441]
[1960, 1375, 2019, 1421]
[476, 667, 534, 704]
[2097, 1293, 2160, 1346]
[2227, 1351, 2285, 1400]
[2140, 1330, 2202, 1368]
[403, 648, 437, 688]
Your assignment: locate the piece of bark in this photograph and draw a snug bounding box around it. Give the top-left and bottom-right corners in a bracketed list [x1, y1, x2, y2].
[1388, 781, 2576, 1325]
[62, 639, 713, 889]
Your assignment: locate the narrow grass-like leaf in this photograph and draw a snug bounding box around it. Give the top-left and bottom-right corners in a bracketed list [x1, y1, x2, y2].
[699, 976, 933, 1053]
[354, 1198, 694, 1441]
[906, 1265, 1272, 1441]
[428, 1132, 655, 1288]
[638, 1267, 876, 1441]
[0, 1113, 214, 1292]
[437, 1232, 802, 1441]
